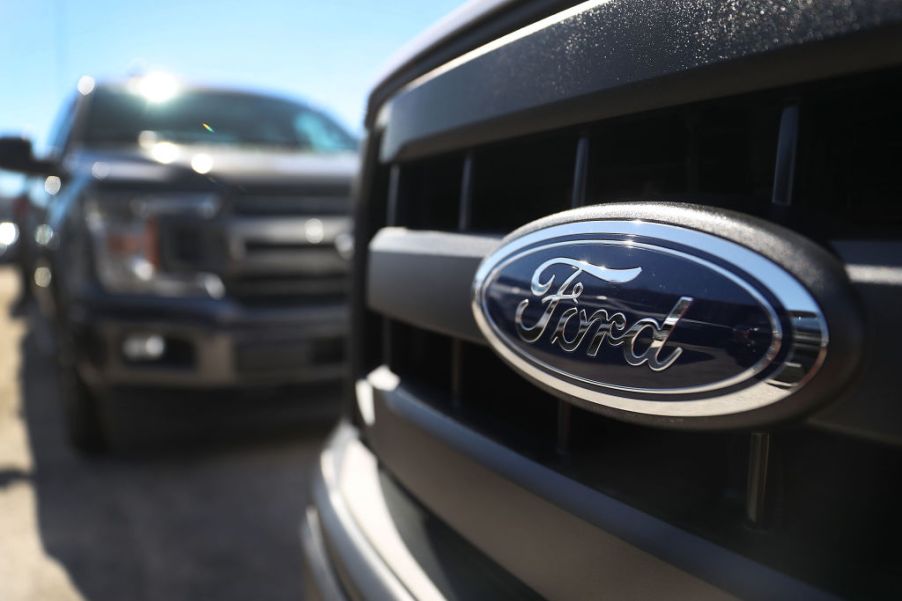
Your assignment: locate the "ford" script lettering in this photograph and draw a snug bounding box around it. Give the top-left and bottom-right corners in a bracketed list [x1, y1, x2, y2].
[514, 258, 692, 372]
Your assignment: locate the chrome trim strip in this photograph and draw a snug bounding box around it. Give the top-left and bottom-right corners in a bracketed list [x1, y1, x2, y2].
[399, 0, 610, 93]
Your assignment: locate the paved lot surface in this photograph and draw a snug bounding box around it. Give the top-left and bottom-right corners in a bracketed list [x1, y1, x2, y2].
[0, 268, 333, 601]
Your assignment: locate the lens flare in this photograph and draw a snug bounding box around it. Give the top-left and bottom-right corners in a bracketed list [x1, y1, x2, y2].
[77, 75, 95, 95]
[191, 153, 214, 174]
[150, 142, 179, 164]
[44, 176, 62, 195]
[130, 72, 180, 103]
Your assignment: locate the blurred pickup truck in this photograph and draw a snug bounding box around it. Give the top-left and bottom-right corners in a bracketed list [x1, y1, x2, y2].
[0, 74, 357, 451]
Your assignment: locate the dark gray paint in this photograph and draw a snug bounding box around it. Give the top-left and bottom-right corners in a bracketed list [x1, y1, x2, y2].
[367, 228, 499, 344]
[379, 0, 902, 160]
[813, 241, 902, 445]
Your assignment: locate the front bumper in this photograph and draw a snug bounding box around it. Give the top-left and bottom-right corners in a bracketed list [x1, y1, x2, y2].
[303, 422, 733, 601]
[304, 377, 839, 601]
[71, 293, 347, 389]
[304, 422, 732, 601]
[301, 425, 440, 601]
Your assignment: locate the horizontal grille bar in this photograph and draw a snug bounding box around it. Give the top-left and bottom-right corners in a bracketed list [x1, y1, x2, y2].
[227, 215, 350, 246]
[232, 194, 350, 216]
[368, 229, 498, 344]
[225, 274, 347, 305]
[227, 248, 347, 277]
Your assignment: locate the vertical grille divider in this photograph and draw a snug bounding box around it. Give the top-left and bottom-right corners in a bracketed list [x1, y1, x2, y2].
[386, 164, 401, 226]
[746, 101, 800, 528]
[771, 103, 800, 208]
[685, 111, 700, 193]
[451, 153, 475, 411]
[557, 136, 590, 458]
[382, 164, 402, 368]
[746, 432, 773, 527]
[451, 342, 464, 412]
[571, 134, 590, 209]
[458, 152, 475, 230]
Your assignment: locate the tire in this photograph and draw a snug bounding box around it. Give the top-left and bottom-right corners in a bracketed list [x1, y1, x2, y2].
[59, 362, 108, 454]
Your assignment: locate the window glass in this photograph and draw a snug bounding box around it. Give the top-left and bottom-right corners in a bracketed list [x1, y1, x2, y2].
[82, 88, 356, 153]
[294, 112, 356, 152]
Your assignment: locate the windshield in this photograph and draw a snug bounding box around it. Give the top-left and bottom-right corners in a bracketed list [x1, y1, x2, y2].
[82, 87, 357, 152]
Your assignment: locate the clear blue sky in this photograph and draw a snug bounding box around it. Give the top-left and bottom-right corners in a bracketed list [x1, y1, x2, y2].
[0, 0, 463, 171]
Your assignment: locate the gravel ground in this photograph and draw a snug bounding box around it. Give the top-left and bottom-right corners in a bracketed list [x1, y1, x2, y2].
[0, 267, 334, 601]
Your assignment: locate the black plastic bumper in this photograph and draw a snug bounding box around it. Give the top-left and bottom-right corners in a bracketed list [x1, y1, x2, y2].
[70, 292, 348, 390]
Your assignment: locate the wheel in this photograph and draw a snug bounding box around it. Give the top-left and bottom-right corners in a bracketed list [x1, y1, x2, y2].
[59, 361, 108, 454]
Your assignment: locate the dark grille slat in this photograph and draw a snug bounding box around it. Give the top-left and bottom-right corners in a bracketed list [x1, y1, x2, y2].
[233, 194, 349, 216]
[227, 274, 347, 296]
[469, 133, 576, 232]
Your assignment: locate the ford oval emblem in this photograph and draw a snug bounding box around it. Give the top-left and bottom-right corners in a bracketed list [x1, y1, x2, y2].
[472, 205, 850, 424]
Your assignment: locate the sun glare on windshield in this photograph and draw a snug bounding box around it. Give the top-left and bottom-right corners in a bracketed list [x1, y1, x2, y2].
[128, 72, 180, 103]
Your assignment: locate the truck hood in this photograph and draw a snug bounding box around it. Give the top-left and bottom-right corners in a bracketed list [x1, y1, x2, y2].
[66, 145, 359, 189]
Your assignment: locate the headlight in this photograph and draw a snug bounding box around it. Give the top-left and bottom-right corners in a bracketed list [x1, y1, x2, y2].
[85, 192, 224, 297]
[0, 221, 18, 247]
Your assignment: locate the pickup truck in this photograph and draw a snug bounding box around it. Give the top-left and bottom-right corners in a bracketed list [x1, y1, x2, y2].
[0, 74, 357, 452]
[301, 1, 902, 600]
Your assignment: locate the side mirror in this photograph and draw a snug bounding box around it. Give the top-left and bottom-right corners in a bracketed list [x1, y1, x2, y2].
[0, 136, 59, 175]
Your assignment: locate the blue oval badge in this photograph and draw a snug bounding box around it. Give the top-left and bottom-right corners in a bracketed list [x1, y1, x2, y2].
[472, 218, 829, 419]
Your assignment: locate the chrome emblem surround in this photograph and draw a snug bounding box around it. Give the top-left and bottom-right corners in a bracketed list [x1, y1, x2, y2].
[472, 219, 829, 418]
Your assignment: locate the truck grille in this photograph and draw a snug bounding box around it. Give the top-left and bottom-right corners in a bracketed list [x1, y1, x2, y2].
[160, 190, 351, 307]
[359, 67, 902, 599]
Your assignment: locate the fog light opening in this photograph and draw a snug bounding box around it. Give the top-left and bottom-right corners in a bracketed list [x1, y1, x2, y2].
[122, 334, 166, 361]
[34, 266, 52, 288]
[0, 221, 19, 246]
